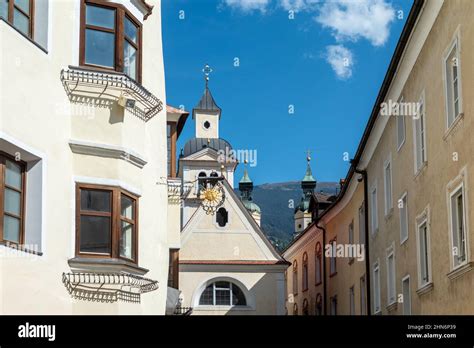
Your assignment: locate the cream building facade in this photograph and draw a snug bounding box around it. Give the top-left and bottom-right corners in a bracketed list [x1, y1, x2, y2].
[366, 0, 474, 315]
[0, 0, 173, 314]
[283, 0, 474, 315]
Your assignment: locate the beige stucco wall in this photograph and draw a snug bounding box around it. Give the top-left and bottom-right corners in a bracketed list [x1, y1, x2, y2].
[0, 0, 170, 314]
[367, 0, 474, 314]
[323, 182, 366, 315]
[283, 226, 323, 315]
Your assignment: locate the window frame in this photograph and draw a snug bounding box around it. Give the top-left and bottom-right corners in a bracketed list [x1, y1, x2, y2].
[302, 252, 308, 291]
[0, 152, 27, 246]
[348, 220, 355, 263]
[370, 183, 378, 235]
[329, 238, 337, 276]
[413, 92, 427, 174]
[373, 261, 381, 314]
[399, 192, 408, 245]
[75, 183, 139, 264]
[443, 30, 463, 130]
[198, 281, 247, 307]
[383, 155, 393, 216]
[79, 0, 143, 83]
[401, 275, 411, 315]
[415, 207, 432, 290]
[396, 96, 406, 151]
[302, 298, 309, 315]
[358, 202, 365, 246]
[386, 247, 396, 306]
[349, 285, 355, 315]
[330, 295, 337, 316]
[292, 259, 298, 295]
[315, 242, 322, 285]
[448, 183, 468, 270]
[2, 0, 35, 39]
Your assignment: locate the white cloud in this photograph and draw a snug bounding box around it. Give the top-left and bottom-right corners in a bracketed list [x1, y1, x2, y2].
[325, 45, 354, 80]
[315, 0, 395, 46]
[222, 0, 271, 13]
[279, 0, 320, 11]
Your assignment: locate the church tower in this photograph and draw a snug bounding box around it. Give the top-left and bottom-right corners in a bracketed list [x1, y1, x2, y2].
[239, 164, 261, 226]
[179, 65, 237, 226]
[294, 155, 316, 238]
[193, 64, 221, 139]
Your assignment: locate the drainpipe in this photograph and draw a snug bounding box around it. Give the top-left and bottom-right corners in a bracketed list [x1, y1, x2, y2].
[315, 221, 327, 315]
[354, 167, 371, 316]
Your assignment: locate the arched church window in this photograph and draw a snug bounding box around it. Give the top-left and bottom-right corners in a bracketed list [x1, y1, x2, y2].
[292, 260, 298, 295]
[293, 303, 298, 316]
[303, 299, 309, 315]
[199, 281, 247, 306]
[216, 207, 228, 227]
[315, 242, 322, 285]
[302, 252, 308, 291]
[204, 121, 211, 129]
[210, 171, 219, 177]
[197, 172, 207, 193]
[316, 293, 323, 315]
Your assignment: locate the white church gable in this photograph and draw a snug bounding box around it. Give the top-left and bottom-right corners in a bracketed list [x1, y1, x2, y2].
[180, 181, 280, 262]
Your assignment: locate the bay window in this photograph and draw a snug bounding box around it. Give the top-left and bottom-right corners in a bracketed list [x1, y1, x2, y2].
[80, 0, 142, 82]
[76, 183, 138, 263]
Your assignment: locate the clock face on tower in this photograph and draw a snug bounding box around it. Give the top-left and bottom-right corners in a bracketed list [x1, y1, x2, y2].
[199, 181, 225, 215]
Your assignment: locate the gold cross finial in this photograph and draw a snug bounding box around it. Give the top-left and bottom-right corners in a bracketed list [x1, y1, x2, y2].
[306, 149, 312, 162]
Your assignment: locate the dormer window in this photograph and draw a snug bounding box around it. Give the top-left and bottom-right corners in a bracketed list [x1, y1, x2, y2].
[80, 0, 142, 82]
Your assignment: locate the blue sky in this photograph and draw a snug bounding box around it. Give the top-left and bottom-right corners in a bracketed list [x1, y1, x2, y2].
[162, 0, 413, 185]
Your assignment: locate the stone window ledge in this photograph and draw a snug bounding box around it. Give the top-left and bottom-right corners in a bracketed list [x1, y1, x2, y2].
[416, 282, 434, 296]
[447, 261, 473, 281]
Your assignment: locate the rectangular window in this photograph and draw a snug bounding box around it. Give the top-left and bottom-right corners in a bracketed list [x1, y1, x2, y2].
[417, 221, 430, 286]
[397, 96, 406, 150]
[0, 154, 26, 245]
[450, 186, 467, 268]
[80, 1, 142, 82]
[413, 95, 427, 173]
[315, 255, 321, 285]
[358, 202, 365, 246]
[76, 184, 138, 263]
[444, 37, 462, 128]
[402, 275, 411, 315]
[360, 274, 366, 315]
[349, 221, 354, 263]
[349, 286, 355, 315]
[370, 186, 378, 234]
[1, 0, 34, 38]
[330, 239, 337, 276]
[330, 296, 337, 316]
[387, 251, 396, 305]
[399, 193, 408, 244]
[384, 159, 392, 215]
[373, 263, 381, 314]
[168, 249, 179, 288]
